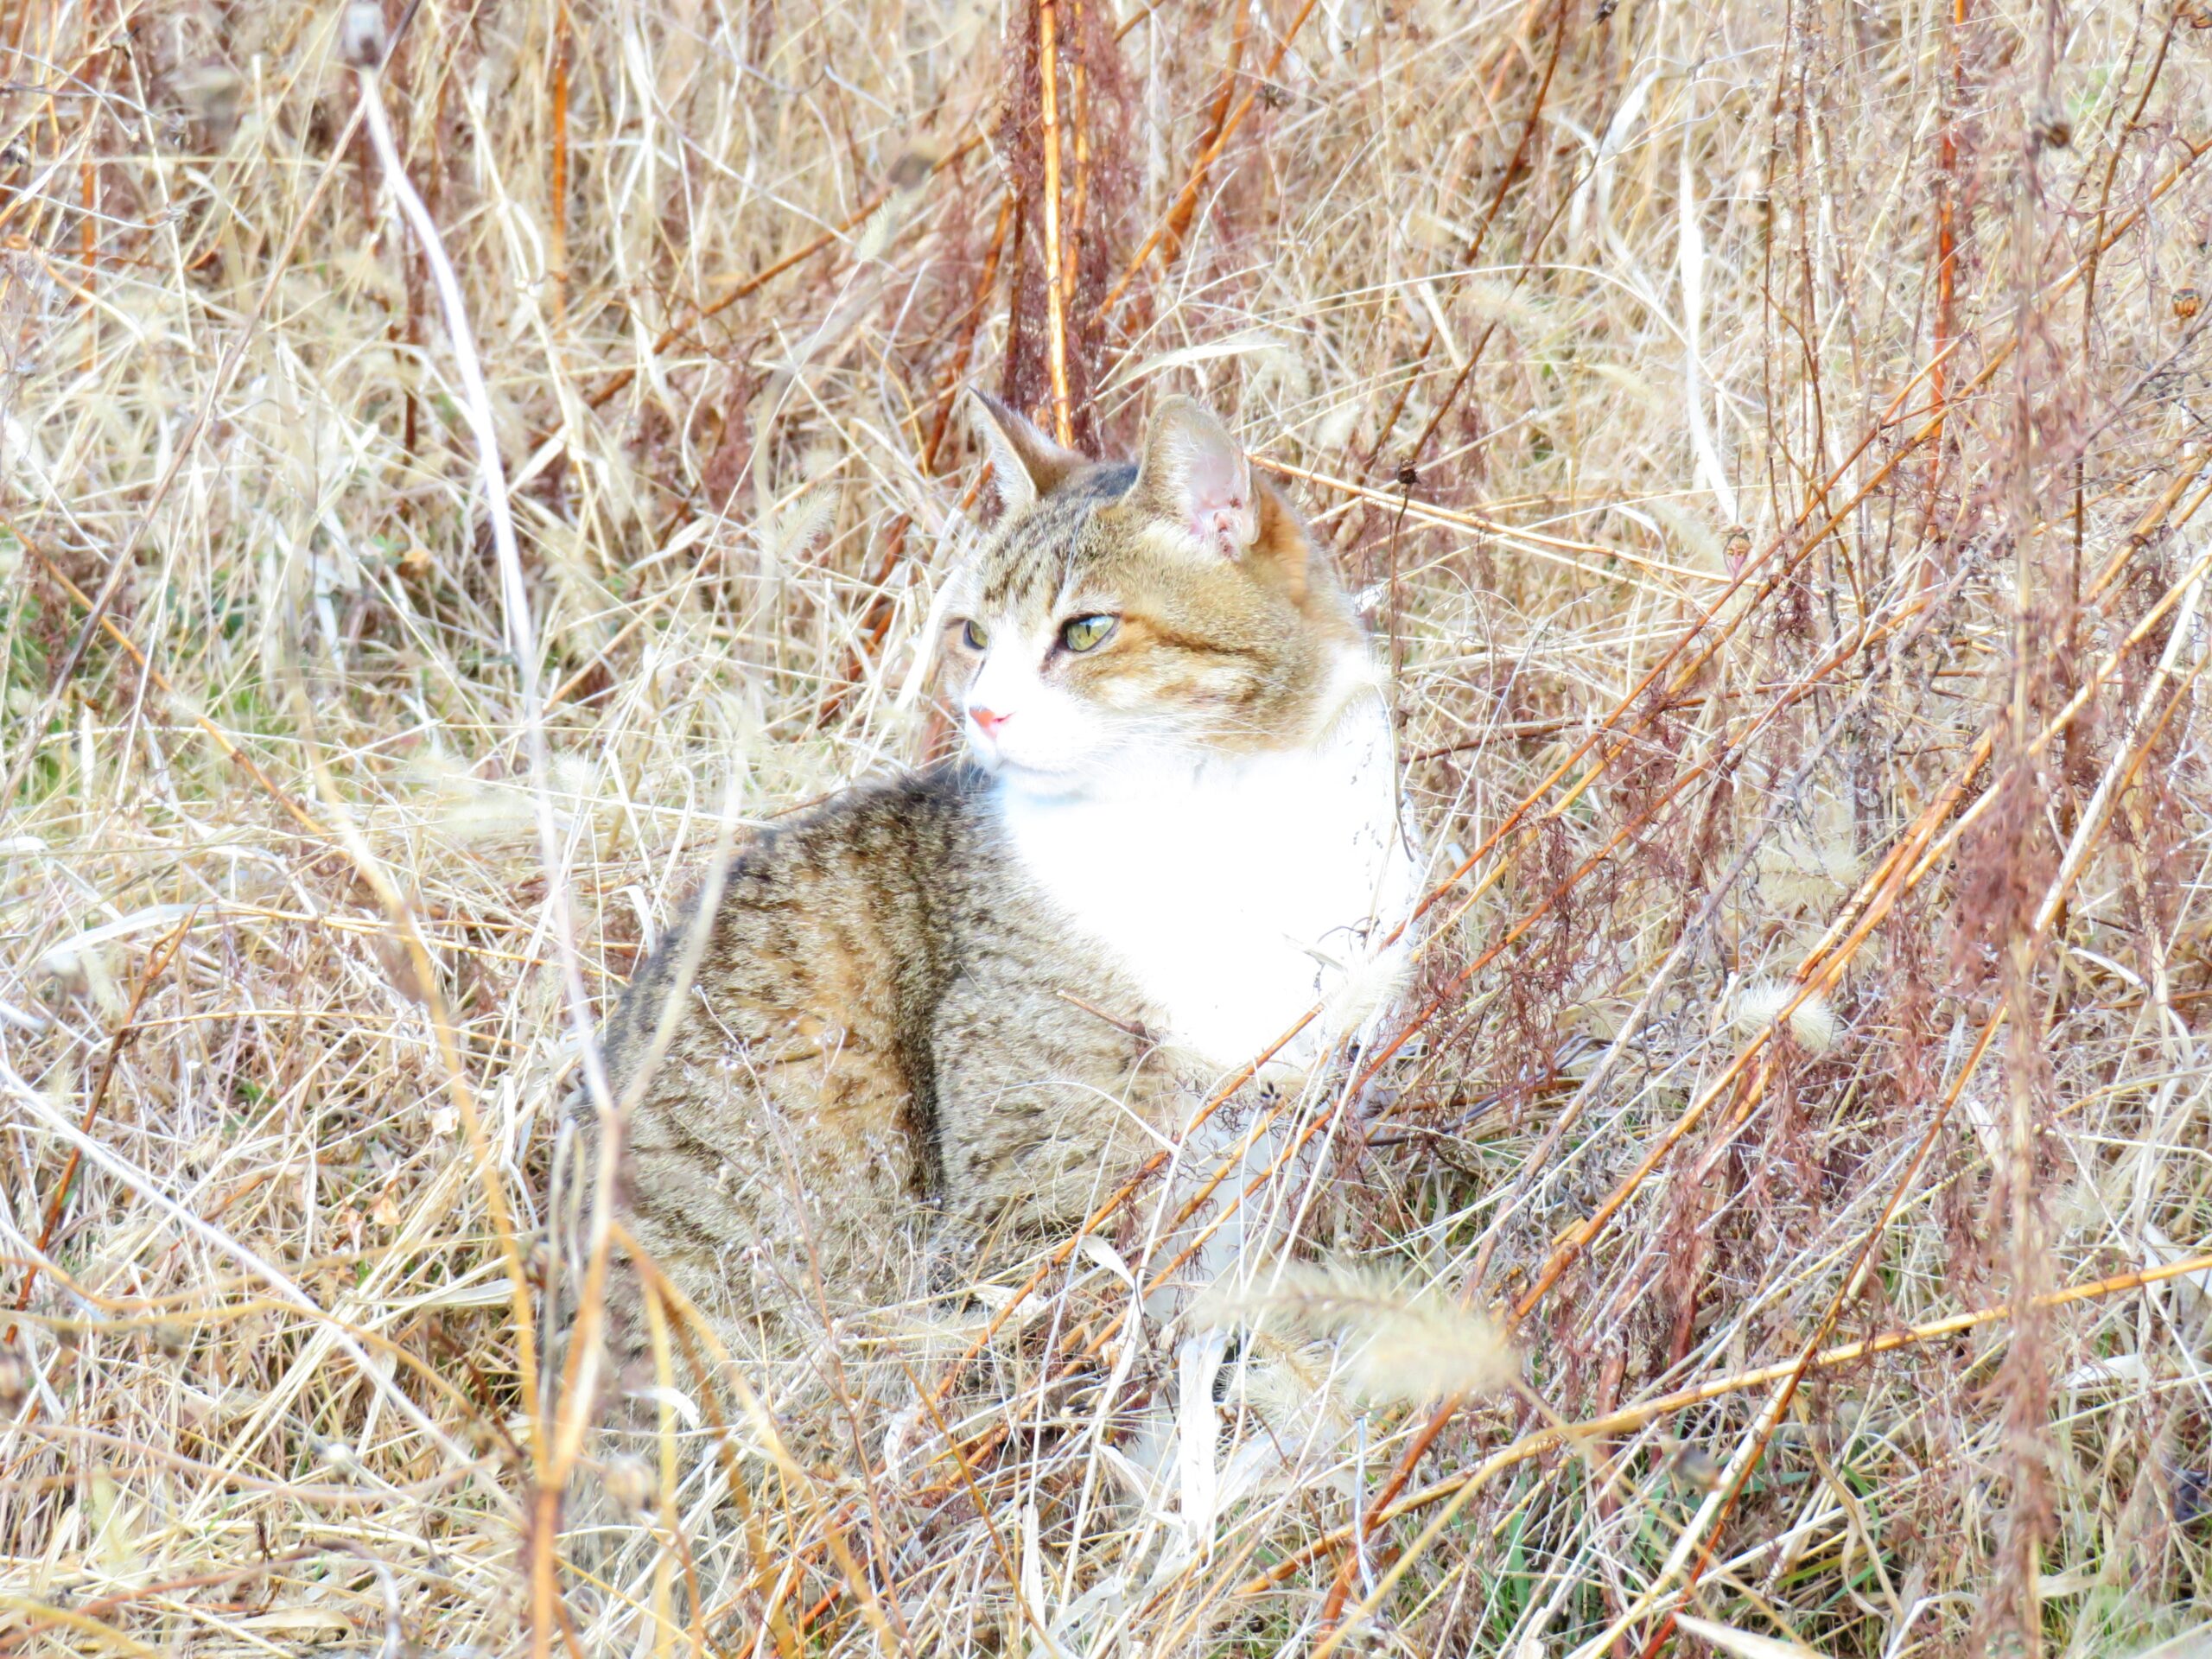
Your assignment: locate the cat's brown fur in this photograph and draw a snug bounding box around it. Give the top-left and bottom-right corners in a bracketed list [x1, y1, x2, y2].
[593, 769, 1163, 1333]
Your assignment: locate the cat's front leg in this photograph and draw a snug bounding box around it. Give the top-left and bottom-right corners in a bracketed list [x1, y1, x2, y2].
[1113, 1077, 1354, 1549]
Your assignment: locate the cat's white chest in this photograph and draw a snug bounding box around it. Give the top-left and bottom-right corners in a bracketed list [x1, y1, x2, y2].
[995, 692, 1415, 1076]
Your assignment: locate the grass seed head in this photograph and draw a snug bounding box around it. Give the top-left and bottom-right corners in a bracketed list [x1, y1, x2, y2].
[1735, 978, 1842, 1055]
[601, 1455, 655, 1514]
[1201, 1260, 1518, 1406]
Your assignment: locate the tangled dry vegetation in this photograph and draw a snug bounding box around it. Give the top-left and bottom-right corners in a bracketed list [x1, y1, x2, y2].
[4, 0, 2212, 1651]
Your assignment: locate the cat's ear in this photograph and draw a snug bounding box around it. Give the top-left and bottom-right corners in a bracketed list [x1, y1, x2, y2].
[968, 389, 1084, 514]
[1117, 400, 1315, 597]
[1118, 397, 1258, 560]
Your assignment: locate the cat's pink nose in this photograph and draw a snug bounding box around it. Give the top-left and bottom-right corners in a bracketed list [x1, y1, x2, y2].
[969, 705, 1007, 739]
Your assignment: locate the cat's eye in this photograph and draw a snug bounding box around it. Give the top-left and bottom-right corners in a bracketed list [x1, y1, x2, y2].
[961, 618, 990, 651]
[1059, 613, 1118, 653]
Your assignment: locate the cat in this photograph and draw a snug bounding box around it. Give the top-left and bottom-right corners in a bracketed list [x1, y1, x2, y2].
[575, 392, 1417, 1370]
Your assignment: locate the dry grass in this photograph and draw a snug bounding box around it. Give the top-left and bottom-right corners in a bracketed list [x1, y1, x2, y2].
[3, 0, 2212, 1652]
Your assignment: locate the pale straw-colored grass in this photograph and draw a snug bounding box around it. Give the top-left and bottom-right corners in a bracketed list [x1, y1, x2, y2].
[3, 0, 2212, 1653]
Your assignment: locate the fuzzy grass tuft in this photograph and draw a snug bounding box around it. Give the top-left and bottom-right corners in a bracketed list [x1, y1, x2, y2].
[1202, 1258, 1520, 1407]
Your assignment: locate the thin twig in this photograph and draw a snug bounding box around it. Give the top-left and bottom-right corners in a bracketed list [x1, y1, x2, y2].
[1038, 0, 1075, 443]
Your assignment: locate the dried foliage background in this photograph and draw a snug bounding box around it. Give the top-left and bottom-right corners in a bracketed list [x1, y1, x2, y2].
[3, 0, 2212, 1653]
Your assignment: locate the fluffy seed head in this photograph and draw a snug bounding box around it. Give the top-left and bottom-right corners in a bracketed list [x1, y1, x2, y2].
[1735, 978, 1841, 1055]
[1199, 1260, 1516, 1406]
[602, 1454, 655, 1514]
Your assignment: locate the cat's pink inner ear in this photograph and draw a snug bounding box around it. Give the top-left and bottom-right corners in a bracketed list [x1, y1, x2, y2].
[1179, 429, 1255, 556]
[1131, 397, 1257, 558]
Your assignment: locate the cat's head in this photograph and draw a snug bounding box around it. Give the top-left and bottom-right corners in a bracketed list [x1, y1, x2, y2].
[938, 392, 1366, 794]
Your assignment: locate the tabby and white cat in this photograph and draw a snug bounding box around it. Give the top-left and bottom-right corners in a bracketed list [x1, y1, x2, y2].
[588, 393, 1415, 1344]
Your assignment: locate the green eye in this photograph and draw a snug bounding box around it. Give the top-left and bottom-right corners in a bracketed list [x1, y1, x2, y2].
[1059, 613, 1117, 652]
[961, 618, 990, 651]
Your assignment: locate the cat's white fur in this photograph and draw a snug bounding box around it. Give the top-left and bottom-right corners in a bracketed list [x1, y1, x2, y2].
[991, 651, 1415, 1077]
[957, 394, 1414, 1526]
[993, 648, 1418, 1532]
